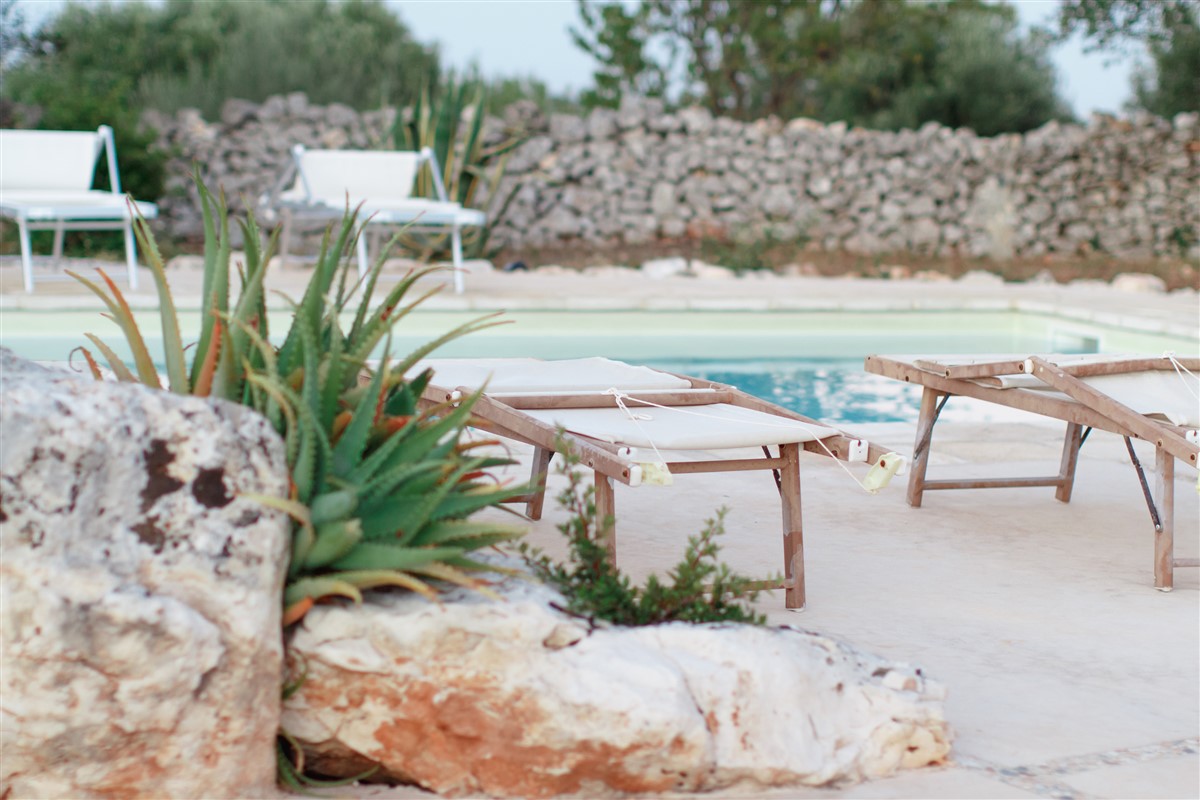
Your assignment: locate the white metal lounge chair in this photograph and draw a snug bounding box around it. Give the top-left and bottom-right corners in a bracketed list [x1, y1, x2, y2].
[0, 125, 158, 293]
[267, 145, 486, 293]
[864, 353, 1200, 590]
[417, 357, 902, 610]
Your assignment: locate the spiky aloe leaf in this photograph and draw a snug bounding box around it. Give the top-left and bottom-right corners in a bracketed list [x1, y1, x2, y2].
[331, 357, 388, 478]
[284, 576, 363, 608]
[428, 484, 531, 524]
[302, 519, 363, 570]
[326, 543, 464, 572]
[67, 269, 160, 387]
[309, 489, 358, 526]
[79, 335, 137, 382]
[191, 177, 232, 389]
[130, 213, 189, 394]
[406, 519, 524, 547]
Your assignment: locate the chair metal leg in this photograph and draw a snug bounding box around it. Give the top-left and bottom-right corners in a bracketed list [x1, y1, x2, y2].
[123, 222, 139, 291]
[451, 224, 465, 294]
[1154, 448, 1174, 591]
[18, 218, 34, 293]
[1054, 422, 1084, 503]
[780, 442, 805, 609]
[278, 210, 294, 269]
[594, 472, 617, 564]
[907, 387, 945, 508]
[526, 446, 554, 520]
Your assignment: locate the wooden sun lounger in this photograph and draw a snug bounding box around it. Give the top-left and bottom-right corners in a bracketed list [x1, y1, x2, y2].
[864, 354, 1200, 590]
[417, 357, 894, 610]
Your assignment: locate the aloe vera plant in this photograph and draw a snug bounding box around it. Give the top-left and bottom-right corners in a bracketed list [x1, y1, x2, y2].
[393, 75, 527, 259]
[71, 172, 528, 625]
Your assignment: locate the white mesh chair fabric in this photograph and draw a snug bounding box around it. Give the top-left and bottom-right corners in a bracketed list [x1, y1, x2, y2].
[420, 357, 838, 449]
[271, 145, 485, 291]
[419, 356, 693, 394]
[0, 126, 157, 292]
[524, 404, 837, 450]
[0, 130, 102, 191]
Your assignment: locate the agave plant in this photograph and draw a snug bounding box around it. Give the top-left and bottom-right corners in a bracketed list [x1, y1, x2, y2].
[393, 75, 527, 259]
[71, 171, 528, 625]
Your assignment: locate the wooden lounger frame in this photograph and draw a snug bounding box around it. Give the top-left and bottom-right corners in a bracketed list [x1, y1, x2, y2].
[420, 373, 889, 610]
[864, 354, 1200, 590]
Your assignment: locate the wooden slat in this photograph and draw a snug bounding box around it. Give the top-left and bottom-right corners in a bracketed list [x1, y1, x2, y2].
[595, 473, 617, 563]
[864, 355, 1191, 444]
[926, 356, 1200, 380]
[665, 457, 784, 475]
[939, 359, 1028, 379]
[780, 442, 805, 610]
[1154, 448, 1174, 591]
[1027, 357, 1198, 465]
[922, 476, 1066, 491]
[1044, 357, 1200, 379]
[906, 386, 943, 508]
[1055, 422, 1084, 503]
[1174, 558, 1200, 568]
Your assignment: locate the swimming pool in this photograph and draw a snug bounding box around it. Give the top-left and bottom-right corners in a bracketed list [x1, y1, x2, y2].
[4, 308, 1196, 425]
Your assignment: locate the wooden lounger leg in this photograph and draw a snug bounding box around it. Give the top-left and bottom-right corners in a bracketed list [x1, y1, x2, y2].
[780, 442, 805, 610]
[526, 446, 554, 520]
[1055, 422, 1085, 503]
[1154, 448, 1174, 592]
[907, 387, 946, 508]
[594, 472, 617, 565]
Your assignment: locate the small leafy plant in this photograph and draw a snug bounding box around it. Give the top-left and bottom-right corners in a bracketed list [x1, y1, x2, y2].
[70, 172, 528, 626]
[521, 456, 767, 627]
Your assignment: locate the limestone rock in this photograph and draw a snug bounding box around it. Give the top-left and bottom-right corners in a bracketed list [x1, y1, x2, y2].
[1110, 272, 1167, 293]
[0, 350, 290, 799]
[642, 257, 690, 279]
[283, 572, 950, 798]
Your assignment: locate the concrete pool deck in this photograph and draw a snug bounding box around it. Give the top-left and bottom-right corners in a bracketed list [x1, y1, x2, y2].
[2, 256, 1198, 798]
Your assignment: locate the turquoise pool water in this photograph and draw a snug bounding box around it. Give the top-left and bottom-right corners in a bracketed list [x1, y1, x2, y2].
[5, 308, 1195, 425]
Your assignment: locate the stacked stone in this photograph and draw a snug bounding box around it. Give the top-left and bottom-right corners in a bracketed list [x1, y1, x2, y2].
[144, 93, 1199, 260]
[143, 92, 395, 239]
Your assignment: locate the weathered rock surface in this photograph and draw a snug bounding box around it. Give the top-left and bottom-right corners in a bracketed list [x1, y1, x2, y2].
[283, 569, 951, 798]
[0, 350, 291, 799]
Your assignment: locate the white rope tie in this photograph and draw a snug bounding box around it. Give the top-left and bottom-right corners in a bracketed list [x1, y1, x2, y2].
[603, 388, 669, 467]
[601, 388, 883, 494]
[1163, 351, 1200, 403]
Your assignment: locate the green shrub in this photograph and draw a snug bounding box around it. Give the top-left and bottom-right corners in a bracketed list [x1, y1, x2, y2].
[520, 457, 767, 626]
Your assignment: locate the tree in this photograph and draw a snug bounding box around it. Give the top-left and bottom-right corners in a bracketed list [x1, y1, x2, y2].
[2, 0, 441, 199]
[570, 1, 669, 109]
[819, 2, 1071, 134]
[1130, 6, 1200, 115]
[570, 0, 1069, 133]
[1053, 0, 1200, 114]
[1052, 0, 1198, 51]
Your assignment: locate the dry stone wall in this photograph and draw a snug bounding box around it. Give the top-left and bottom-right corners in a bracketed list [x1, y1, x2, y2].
[146, 94, 1199, 260]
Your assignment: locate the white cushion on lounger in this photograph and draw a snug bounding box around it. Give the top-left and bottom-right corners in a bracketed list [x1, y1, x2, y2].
[420, 357, 693, 393]
[524, 403, 838, 450]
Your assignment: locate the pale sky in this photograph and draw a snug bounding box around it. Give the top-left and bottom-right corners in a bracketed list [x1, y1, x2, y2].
[17, 0, 1141, 118]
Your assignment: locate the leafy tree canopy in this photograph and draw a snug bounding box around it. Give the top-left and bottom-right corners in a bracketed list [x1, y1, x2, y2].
[570, 0, 1071, 134]
[1052, 0, 1200, 114]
